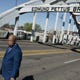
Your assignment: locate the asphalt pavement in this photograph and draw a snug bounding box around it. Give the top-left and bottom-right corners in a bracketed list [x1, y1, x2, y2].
[16, 52, 80, 80]
[0, 40, 56, 51]
[0, 53, 80, 80]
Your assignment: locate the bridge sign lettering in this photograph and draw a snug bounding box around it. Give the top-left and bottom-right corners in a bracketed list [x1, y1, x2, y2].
[32, 6, 80, 12]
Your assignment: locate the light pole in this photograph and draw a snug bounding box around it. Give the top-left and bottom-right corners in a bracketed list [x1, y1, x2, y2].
[16, 0, 18, 6]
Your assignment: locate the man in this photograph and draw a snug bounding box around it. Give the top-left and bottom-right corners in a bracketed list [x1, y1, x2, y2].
[1, 35, 22, 80]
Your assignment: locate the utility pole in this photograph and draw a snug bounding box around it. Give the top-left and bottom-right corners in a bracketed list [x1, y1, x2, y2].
[16, 0, 18, 6]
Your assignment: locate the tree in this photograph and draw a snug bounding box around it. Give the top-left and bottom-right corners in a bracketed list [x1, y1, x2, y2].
[63, 0, 67, 2]
[2, 24, 10, 28]
[42, 0, 46, 2]
[35, 24, 42, 32]
[23, 23, 42, 32]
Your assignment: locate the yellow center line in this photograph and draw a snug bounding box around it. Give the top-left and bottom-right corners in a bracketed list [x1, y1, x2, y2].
[23, 50, 72, 56]
[0, 49, 73, 58]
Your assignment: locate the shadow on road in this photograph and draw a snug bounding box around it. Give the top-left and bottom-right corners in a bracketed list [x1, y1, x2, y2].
[71, 47, 80, 53]
[22, 75, 34, 80]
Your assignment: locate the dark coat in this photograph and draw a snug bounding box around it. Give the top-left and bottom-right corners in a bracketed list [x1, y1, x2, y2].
[1, 44, 22, 79]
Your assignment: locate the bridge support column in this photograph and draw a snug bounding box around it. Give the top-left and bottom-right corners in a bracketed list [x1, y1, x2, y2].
[67, 14, 72, 42]
[43, 12, 49, 43]
[59, 13, 66, 44]
[30, 12, 37, 42]
[67, 15, 72, 35]
[14, 16, 19, 36]
[73, 22, 76, 32]
[68, 22, 76, 45]
[52, 12, 59, 44]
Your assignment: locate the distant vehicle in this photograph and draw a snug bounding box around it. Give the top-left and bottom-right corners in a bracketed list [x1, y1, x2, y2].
[25, 31, 32, 40]
[22, 31, 49, 42]
[0, 30, 27, 39]
[35, 32, 49, 43]
[0, 30, 49, 42]
[0, 30, 9, 39]
[9, 30, 27, 40]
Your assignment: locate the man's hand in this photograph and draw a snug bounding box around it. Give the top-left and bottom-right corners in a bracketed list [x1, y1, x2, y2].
[0, 68, 2, 75]
[10, 78, 15, 80]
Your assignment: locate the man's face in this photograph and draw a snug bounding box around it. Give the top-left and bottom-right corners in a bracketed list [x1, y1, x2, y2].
[8, 36, 14, 46]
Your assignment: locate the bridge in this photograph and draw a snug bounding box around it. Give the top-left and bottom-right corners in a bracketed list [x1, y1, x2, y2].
[0, 1, 80, 80]
[0, 0, 80, 44]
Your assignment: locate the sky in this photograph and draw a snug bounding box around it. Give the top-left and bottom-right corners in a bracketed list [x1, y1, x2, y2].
[0, 0, 78, 31]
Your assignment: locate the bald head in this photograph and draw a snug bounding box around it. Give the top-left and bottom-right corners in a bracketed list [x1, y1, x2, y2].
[8, 35, 17, 46]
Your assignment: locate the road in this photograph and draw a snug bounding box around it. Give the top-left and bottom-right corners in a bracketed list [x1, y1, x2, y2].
[0, 40, 76, 51]
[0, 40, 56, 51]
[0, 40, 80, 80]
[0, 53, 80, 80]
[19, 52, 80, 80]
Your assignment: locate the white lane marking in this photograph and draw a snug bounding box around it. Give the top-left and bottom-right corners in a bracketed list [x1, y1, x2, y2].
[64, 58, 80, 64]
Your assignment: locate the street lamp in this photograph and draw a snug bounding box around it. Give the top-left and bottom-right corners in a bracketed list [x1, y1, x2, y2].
[16, 0, 18, 6]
